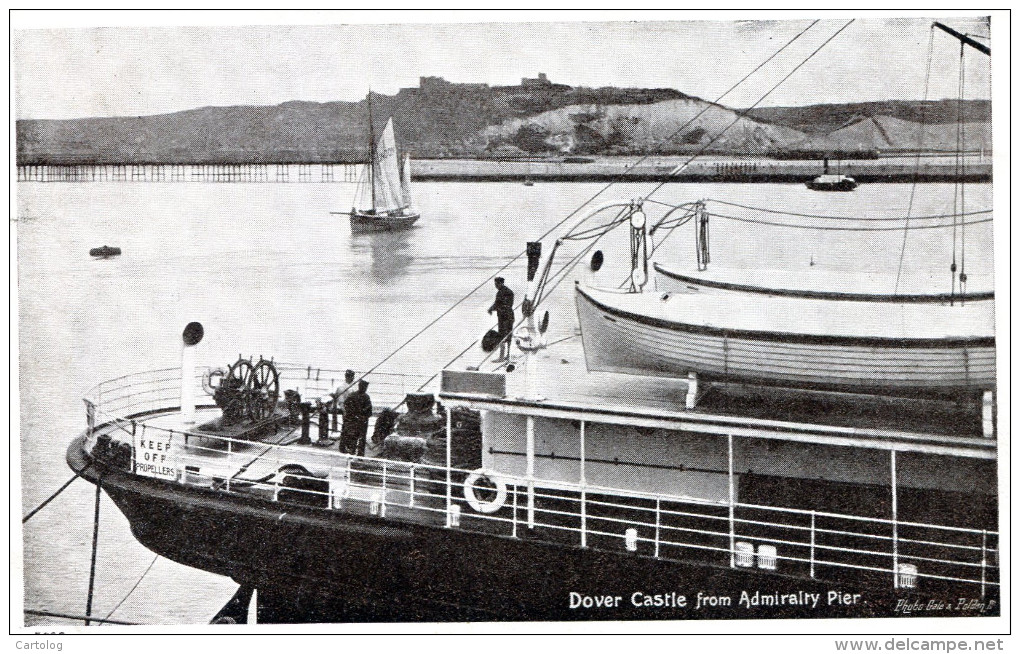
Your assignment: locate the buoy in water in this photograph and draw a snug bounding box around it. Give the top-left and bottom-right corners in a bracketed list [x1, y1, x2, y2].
[89, 245, 121, 258]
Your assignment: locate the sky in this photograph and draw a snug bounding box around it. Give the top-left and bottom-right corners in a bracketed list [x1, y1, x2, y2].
[11, 11, 996, 120]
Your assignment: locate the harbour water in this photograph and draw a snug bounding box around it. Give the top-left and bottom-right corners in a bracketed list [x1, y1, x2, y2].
[17, 179, 993, 625]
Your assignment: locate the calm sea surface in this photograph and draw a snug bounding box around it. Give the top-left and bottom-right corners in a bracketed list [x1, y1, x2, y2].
[17, 178, 993, 625]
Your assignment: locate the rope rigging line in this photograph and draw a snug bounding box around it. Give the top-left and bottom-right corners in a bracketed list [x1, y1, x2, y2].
[532, 21, 856, 293]
[22, 465, 90, 523]
[23, 609, 138, 626]
[707, 198, 991, 222]
[949, 40, 963, 299]
[958, 39, 968, 297]
[641, 19, 856, 204]
[329, 21, 825, 383]
[896, 25, 937, 293]
[559, 206, 632, 241]
[103, 554, 160, 623]
[706, 211, 992, 232]
[84, 479, 103, 626]
[508, 21, 855, 321]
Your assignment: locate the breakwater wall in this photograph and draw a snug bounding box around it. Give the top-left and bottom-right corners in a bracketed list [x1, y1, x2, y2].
[414, 155, 991, 183]
[16, 156, 991, 184]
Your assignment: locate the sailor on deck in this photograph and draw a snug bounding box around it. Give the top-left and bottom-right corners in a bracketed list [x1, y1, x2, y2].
[340, 380, 373, 456]
[488, 277, 515, 362]
[330, 369, 357, 432]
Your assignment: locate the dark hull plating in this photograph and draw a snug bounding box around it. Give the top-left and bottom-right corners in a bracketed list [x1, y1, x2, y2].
[67, 436, 999, 623]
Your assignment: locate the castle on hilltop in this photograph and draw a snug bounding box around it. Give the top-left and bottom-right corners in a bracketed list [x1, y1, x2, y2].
[403, 73, 569, 95]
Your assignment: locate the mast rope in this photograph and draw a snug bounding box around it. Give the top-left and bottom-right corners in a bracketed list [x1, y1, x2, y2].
[526, 21, 855, 304]
[102, 554, 160, 624]
[958, 39, 968, 298]
[337, 20, 825, 382]
[336, 20, 838, 381]
[706, 199, 990, 222]
[706, 211, 991, 232]
[641, 20, 855, 202]
[895, 25, 937, 292]
[534, 21, 857, 296]
[21, 465, 90, 523]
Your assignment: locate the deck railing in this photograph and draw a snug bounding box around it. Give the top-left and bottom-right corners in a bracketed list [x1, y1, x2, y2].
[84, 363, 431, 420]
[81, 367, 999, 599]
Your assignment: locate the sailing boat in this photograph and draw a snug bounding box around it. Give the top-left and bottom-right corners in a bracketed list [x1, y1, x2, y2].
[348, 96, 420, 233]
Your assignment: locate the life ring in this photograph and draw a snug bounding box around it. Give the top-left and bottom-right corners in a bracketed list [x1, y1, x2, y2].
[463, 469, 507, 514]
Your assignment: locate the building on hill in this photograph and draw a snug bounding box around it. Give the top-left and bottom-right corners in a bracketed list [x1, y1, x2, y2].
[522, 73, 551, 88]
[418, 76, 489, 94]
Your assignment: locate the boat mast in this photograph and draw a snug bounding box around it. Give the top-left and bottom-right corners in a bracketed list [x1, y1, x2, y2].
[367, 90, 377, 210]
[933, 21, 991, 55]
[931, 21, 990, 302]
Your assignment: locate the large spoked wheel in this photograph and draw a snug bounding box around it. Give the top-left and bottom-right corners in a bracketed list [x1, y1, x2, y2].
[248, 360, 280, 422]
[227, 358, 255, 391]
[213, 358, 255, 422]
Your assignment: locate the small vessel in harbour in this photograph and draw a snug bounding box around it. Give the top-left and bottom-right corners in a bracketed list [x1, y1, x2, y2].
[346, 94, 420, 234]
[89, 245, 121, 258]
[806, 158, 857, 191]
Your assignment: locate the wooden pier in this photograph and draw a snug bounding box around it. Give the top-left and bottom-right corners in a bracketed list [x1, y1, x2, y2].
[16, 163, 363, 183]
[16, 155, 991, 184]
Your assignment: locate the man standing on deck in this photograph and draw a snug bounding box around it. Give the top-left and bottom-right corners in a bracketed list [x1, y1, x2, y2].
[488, 277, 515, 362]
[330, 369, 357, 433]
[341, 379, 373, 456]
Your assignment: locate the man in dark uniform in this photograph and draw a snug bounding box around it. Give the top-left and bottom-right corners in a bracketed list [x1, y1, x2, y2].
[329, 369, 357, 432]
[488, 277, 515, 362]
[341, 379, 373, 456]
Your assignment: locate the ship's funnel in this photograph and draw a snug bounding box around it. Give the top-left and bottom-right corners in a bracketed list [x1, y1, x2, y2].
[180, 322, 204, 424]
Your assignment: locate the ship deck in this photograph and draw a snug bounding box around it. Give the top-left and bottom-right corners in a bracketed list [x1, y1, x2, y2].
[77, 347, 1000, 601]
[441, 334, 994, 455]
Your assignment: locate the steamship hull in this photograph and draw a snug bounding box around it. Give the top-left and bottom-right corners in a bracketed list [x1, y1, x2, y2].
[67, 433, 991, 623]
[575, 285, 996, 395]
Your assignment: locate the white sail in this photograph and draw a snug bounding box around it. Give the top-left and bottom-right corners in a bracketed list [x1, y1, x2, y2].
[371, 119, 404, 212]
[400, 154, 413, 208]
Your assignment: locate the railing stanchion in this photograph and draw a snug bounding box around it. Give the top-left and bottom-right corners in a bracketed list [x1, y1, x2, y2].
[728, 433, 735, 568]
[130, 421, 137, 473]
[526, 416, 536, 529]
[981, 530, 987, 600]
[511, 484, 518, 539]
[381, 461, 387, 516]
[891, 450, 899, 589]
[810, 510, 816, 578]
[445, 409, 453, 528]
[409, 465, 416, 507]
[580, 489, 587, 548]
[226, 437, 232, 492]
[654, 497, 661, 558]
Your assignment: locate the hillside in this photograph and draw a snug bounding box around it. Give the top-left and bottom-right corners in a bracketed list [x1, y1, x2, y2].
[796, 114, 991, 153]
[746, 100, 991, 135]
[16, 77, 691, 164]
[14, 76, 993, 165]
[483, 99, 806, 156]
